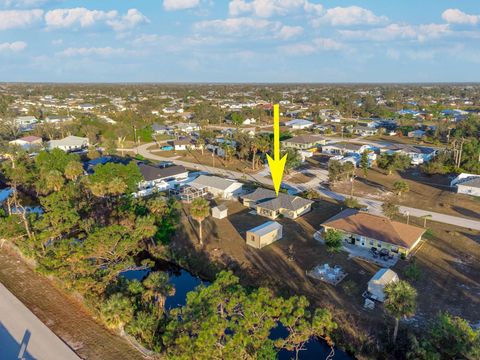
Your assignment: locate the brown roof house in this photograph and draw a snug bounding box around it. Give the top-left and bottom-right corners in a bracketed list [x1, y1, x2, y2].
[242, 188, 313, 220]
[321, 209, 425, 255]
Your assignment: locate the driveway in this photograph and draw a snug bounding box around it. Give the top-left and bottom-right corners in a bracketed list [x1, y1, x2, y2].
[0, 283, 80, 360]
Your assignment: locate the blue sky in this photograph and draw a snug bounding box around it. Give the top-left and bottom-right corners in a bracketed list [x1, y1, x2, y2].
[0, 0, 479, 82]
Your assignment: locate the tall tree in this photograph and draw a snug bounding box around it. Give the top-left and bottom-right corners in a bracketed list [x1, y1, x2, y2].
[384, 280, 417, 344]
[190, 197, 210, 246]
[360, 150, 370, 177]
[100, 293, 134, 333]
[142, 271, 175, 315]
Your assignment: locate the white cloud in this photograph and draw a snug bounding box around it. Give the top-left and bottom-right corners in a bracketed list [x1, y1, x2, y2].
[442, 9, 479, 25]
[0, 0, 49, 7]
[0, 41, 27, 52]
[0, 9, 43, 30]
[57, 47, 127, 57]
[280, 37, 343, 55]
[277, 25, 303, 40]
[317, 6, 388, 26]
[163, 0, 200, 11]
[45, 8, 117, 28]
[229, 0, 313, 18]
[194, 17, 280, 36]
[45, 7, 147, 31]
[106, 9, 149, 32]
[340, 23, 450, 42]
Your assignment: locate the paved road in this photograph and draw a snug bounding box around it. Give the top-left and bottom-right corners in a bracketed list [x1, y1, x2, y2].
[136, 142, 480, 231]
[0, 282, 80, 360]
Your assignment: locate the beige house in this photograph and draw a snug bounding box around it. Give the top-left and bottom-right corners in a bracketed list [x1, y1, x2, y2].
[321, 209, 425, 255]
[246, 221, 283, 249]
[242, 188, 313, 220]
[281, 135, 326, 150]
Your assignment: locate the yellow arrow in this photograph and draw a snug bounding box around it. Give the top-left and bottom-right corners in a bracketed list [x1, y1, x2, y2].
[266, 104, 287, 196]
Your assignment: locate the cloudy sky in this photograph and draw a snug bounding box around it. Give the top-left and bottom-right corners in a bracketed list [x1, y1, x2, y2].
[1, 0, 480, 82]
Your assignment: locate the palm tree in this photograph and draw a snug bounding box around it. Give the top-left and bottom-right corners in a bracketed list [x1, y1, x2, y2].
[190, 197, 210, 246]
[64, 161, 84, 181]
[142, 271, 175, 314]
[100, 293, 134, 334]
[384, 280, 417, 344]
[147, 197, 168, 217]
[393, 180, 409, 197]
[256, 135, 271, 169]
[44, 170, 64, 192]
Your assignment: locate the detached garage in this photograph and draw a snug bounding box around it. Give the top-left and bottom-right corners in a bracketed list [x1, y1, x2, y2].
[246, 221, 283, 249]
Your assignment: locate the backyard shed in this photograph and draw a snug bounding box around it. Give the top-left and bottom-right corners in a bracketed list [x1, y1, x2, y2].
[246, 221, 283, 249]
[367, 268, 399, 302]
[212, 204, 228, 219]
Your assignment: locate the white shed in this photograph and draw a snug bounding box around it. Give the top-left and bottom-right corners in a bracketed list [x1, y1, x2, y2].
[212, 204, 228, 219]
[246, 221, 283, 249]
[367, 268, 399, 302]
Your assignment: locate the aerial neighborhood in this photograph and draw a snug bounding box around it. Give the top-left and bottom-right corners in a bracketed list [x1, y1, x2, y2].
[0, 83, 479, 360]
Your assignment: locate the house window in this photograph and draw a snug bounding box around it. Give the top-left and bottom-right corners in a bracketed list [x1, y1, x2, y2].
[369, 240, 374, 245]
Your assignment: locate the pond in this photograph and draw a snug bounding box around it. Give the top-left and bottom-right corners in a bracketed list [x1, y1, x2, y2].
[121, 263, 352, 360]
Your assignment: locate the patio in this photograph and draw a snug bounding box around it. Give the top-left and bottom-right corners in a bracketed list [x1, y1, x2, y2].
[313, 230, 399, 267]
[343, 242, 399, 267]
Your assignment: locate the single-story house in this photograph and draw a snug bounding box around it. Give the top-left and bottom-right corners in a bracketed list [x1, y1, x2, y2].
[171, 138, 191, 151]
[14, 116, 38, 132]
[246, 221, 283, 249]
[321, 209, 425, 255]
[9, 135, 42, 150]
[48, 136, 89, 152]
[138, 163, 189, 190]
[367, 268, 399, 302]
[408, 129, 426, 138]
[189, 175, 243, 199]
[45, 115, 74, 123]
[381, 144, 437, 165]
[450, 173, 480, 197]
[212, 204, 228, 219]
[353, 126, 378, 136]
[242, 188, 313, 220]
[175, 122, 200, 133]
[152, 124, 172, 135]
[322, 142, 371, 156]
[84, 156, 131, 174]
[285, 119, 314, 130]
[281, 135, 326, 150]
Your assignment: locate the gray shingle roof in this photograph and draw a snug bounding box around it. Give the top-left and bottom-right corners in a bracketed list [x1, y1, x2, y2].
[243, 188, 313, 212]
[190, 175, 240, 191]
[139, 164, 187, 181]
[459, 177, 480, 189]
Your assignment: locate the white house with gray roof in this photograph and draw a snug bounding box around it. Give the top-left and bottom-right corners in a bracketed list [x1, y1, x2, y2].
[189, 175, 243, 199]
[48, 136, 89, 152]
[450, 173, 480, 197]
[242, 188, 313, 220]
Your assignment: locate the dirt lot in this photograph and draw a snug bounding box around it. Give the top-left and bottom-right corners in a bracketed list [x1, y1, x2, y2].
[0, 248, 144, 360]
[156, 148, 261, 174]
[174, 198, 480, 351]
[332, 167, 480, 220]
